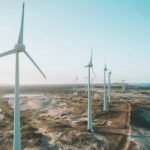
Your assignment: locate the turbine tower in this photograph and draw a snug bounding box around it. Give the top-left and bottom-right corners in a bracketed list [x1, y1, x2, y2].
[108, 71, 111, 103]
[0, 3, 46, 150]
[72, 79, 74, 91]
[121, 80, 126, 92]
[91, 78, 94, 95]
[103, 65, 108, 111]
[85, 50, 96, 132]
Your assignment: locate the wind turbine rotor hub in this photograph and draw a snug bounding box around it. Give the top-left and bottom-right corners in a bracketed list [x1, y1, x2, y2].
[14, 43, 25, 52]
[89, 63, 93, 67]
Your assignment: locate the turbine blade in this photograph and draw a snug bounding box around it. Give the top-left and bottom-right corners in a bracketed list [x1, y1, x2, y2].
[0, 49, 16, 57]
[89, 49, 93, 65]
[92, 67, 97, 81]
[84, 65, 89, 68]
[24, 50, 46, 79]
[104, 62, 107, 71]
[18, 2, 25, 44]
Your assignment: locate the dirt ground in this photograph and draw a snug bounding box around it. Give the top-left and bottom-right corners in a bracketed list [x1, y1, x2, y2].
[0, 85, 149, 149]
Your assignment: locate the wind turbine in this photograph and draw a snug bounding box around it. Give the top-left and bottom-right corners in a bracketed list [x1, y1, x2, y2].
[85, 50, 96, 132]
[72, 80, 74, 91]
[72, 79, 75, 92]
[121, 80, 126, 92]
[108, 71, 111, 103]
[103, 65, 108, 111]
[91, 78, 94, 95]
[0, 3, 46, 150]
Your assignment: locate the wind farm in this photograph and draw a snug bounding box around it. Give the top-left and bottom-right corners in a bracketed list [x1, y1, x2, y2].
[0, 1, 150, 150]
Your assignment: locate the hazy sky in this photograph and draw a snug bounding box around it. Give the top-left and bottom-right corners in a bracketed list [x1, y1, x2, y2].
[0, 0, 150, 84]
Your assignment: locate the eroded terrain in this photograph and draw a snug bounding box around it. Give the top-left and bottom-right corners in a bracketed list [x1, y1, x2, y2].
[0, 85, 149, 150]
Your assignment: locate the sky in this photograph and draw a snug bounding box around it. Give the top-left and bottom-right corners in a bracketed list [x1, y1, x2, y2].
[0, 0, 150, 84]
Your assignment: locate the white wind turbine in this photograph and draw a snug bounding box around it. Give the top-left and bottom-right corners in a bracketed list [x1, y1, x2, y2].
[91, 78, 94, 95]
[72, 79, 75, 91]
[103, 65, 108, 111]
[85, 50, 96, 132]
[108, 71, 111, 103]
[121, 80, 126, 92]
[0, 3, 46, 150]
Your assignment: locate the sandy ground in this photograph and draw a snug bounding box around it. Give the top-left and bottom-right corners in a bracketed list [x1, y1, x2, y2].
[0, 86, 149, 149]
[2, 94, 58, 111]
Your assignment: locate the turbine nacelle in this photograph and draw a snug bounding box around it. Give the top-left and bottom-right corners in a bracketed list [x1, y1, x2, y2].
[89, 63, 93, 68]
[108, 71, 111, 76]
[85, 63, 93, 68]
[104, 66, 107, 71]
[14, 43, 25, 52]
[85, 49, 93, 68]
